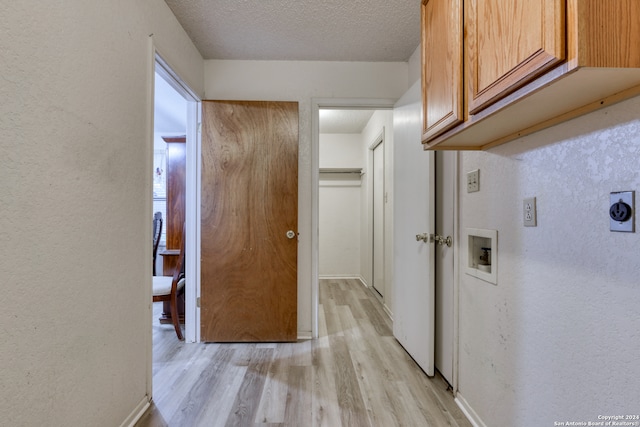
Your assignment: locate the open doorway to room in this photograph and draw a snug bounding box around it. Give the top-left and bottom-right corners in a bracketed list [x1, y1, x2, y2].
[152, 69, 187, 336]
[316, 106, 395, 322]
[151, 55, 200, 349]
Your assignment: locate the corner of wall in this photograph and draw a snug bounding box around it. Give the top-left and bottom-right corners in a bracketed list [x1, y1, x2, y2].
[407, 44, 421, 89]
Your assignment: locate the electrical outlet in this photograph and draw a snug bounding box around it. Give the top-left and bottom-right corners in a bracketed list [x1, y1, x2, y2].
[467, 169, 479, 193]
[610, 191, 635, 232]
[523, 197, 537, 227]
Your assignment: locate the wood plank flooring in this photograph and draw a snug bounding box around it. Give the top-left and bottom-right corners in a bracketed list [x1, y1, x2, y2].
[136, 279, 471, 427]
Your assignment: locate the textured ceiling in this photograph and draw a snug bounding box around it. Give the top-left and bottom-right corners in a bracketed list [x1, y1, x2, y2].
[164, 0, 421, 62]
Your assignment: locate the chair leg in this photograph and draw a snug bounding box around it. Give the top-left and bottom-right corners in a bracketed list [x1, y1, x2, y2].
[170, 292, 184, 341]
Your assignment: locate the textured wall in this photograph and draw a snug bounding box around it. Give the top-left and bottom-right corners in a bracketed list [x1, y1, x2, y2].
[204, 60, 408, 335]
[457, 95, 640, 425]
[0, 1, 203, 425]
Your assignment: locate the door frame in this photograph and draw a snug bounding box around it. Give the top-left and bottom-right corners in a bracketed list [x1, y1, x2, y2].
[154, 53, 201, 344]
[148, 39, 201, 397]
[434, 151, 461, 394]
[311, 98, 397, 338]
[369, 131, 385, 299]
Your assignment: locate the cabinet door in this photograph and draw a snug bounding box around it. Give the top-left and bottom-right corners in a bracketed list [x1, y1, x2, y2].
[422, 0, 464, 142]
[466, 0, 565, 114]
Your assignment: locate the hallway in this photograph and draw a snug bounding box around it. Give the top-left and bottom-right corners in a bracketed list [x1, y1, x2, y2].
[136, 279, 471, 426]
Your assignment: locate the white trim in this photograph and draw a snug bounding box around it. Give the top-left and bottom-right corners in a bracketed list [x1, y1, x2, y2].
[193, 103, 203, 343]
[369, 129, 385, 299]
[455, 393, 487, 427]
[369, 128, 385, 150]
[185, 97, 201, 343]
[358, 275, 370, 288]
[148, 36, 202, 401]
[119, 396, 150, 427]
[311, 98, 397, 340]
[155, 54, 200, 103]
[145, 34, 155, 403]
[452, 152, 461, 394]
[152, 49, 202, 344]
[318, 274, 362, 279]
[382, 303, 393, 321]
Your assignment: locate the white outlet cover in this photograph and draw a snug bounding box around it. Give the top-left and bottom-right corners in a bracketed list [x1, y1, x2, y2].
[523, 197, 537, 227]
[467, 169, 479, 193]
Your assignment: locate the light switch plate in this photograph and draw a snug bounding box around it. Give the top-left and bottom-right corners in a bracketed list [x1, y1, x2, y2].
[523, 197, 537, 227]
[467, 169, 479, 193]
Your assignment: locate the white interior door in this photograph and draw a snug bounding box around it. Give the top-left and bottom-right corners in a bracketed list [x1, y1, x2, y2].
[392, 80, 435, 376]
[372, 142, 385, 296]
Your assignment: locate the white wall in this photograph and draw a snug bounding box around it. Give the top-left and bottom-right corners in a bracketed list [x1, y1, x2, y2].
[204, 60, 408, 335]
[319, 133, 363, 169]
[360, 110, 395, 314]
[0, 2, 203, 426]
[319, 185, 362, 276]
[319, 134, 363, 277]
[407, 45, 421, 88]
[457, 95, 640, 425]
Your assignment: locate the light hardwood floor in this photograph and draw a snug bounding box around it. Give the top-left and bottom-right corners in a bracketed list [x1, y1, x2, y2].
[136, 279, 471, 427]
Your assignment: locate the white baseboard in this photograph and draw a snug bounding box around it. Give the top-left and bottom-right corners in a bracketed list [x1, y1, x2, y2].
[119, 396, 150, 427]
[383, 303, 393, 321]
[297, 332, 312, 340]
[319, 274, 361, 279]
[455, 392, 487, 427]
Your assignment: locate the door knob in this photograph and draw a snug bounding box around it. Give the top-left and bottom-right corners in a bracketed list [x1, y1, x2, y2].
[434, 234, 452, 247]
[286, 230, 296, 239]
[415, 233, 431, 243]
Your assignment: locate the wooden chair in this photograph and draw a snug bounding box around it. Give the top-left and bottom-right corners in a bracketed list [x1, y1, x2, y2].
[152, 212, 163, 276]
[152, 227, 185, 340]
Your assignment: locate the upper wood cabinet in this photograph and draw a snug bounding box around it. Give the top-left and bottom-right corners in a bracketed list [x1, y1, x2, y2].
[421, 0, 463, 141]
[466, 0, 565, 114]
[422, 0, 640, 150]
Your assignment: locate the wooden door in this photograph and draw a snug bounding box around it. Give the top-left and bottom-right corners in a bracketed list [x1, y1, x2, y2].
[200, 100, 298, 342]
[421, 0, 464, 142]
[466, 0, 565, 114]
[392, 81, 435, 377]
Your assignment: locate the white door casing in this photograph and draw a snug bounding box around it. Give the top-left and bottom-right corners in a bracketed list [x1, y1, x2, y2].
[435, 151, 456, 385]
[372, 140, 385, 297]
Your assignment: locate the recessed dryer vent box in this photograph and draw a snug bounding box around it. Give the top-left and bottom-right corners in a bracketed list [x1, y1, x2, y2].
[465, 228, 498, 285]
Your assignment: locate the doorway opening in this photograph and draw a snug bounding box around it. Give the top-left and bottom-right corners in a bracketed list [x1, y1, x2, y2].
[151, 54, 200, 347]
[312, 99, 396, 337]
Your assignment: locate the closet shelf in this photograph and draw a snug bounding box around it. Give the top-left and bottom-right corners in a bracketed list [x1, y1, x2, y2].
[319, 168, 363, 175]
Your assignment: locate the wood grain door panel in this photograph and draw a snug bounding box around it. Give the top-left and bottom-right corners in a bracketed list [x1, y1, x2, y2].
[421, 0, 464, 142]
[466, 0, 565, 114]
[201, 100, 298, 342]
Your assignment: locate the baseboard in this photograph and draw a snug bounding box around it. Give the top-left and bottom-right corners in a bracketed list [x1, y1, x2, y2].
[297, 332, 312, 340]
[119, 396, 151, 427]
[455, 393, 487, 427]
[383, 303, 393, 321]
[357, 275, 369, 288]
